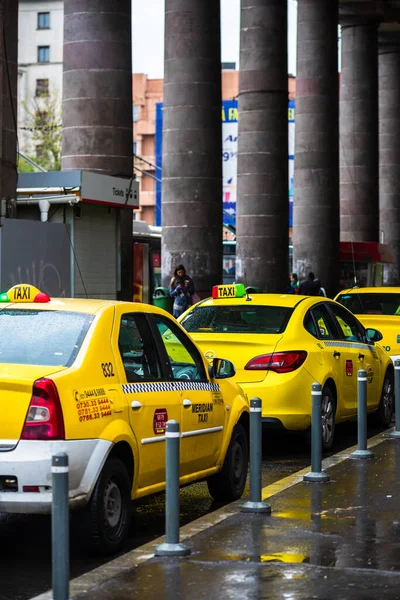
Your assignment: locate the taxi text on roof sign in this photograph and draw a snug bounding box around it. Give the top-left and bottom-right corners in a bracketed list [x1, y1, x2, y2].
[0, 284, 50, 303]
[212, 284, 247, 299]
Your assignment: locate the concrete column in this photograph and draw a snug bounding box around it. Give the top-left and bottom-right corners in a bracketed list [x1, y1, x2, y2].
[340, 18, 379, 242]
[0, 1, 18, 205]
[236, 0, 288, 292]
[62, 0, 132, 175]
[161, 0, 222, 296]
[379, 33, 400, 284]
[62, 1, 133, 300]
[293, 0, 339, 298]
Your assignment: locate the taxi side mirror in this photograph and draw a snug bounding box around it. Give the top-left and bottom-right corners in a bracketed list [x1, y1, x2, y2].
[209, 358, 236, 379]
[366, 328, 383, 343]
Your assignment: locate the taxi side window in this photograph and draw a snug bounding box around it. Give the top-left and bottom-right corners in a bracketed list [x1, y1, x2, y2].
[154, 317, 207, 382]
[118, 314, 162, 382]
[305, 306, 337, 340]
[328, 304, 366, 343]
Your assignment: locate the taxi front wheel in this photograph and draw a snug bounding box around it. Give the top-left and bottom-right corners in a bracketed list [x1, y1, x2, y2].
[86, 457, 132, 555]
[207, 423, 249, 501]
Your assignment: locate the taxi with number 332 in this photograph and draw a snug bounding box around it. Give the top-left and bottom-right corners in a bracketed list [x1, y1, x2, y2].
[0, 284, 249, 554]
[179, 284, 394, 450]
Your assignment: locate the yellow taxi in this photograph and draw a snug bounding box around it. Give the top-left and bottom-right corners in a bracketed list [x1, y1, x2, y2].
[179, 284, 394, 450]
[0, 284, 249, 554]
[335, 287, 400, 362]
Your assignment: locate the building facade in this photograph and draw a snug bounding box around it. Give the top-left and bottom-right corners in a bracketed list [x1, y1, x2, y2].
[18, 0, 63, 158]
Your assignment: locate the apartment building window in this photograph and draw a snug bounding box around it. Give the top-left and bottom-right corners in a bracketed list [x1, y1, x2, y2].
[38, 12, 50, 29]
[133, 105, 139, 122]
[38, 46, 50, 63]
[35, 79, 49, 97]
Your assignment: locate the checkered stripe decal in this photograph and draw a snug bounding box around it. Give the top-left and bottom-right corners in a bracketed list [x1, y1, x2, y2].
[174, 381, 220, 392]
[324, 341, 376, 353]
[121, 382, 220, 394]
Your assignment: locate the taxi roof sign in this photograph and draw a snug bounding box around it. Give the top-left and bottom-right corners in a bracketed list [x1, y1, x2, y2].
[0, 284, 51, 303]
[212, 284, 247, 299]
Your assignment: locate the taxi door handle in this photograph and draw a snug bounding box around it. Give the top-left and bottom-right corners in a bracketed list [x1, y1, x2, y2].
[358, 353, 365, 360]
[333, 351, 341, 358]
[131, 400, 142, 409]
[183, 399, 192, 408]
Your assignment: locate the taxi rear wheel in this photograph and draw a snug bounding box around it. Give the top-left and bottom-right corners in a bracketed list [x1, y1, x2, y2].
[321, 386, 336, 450]
[373, 370, 394, 427]
[207, 423, 248, 501]
[86, 458, 132, 555]
[306, 385, 336, 450]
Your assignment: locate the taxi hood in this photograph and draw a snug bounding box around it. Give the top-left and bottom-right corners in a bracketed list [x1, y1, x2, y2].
[189, 333, 283, 383]
[0, 364, 67, 445]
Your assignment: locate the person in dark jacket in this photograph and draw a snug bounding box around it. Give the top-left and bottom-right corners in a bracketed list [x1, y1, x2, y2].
[169, 264, 195, 318]
[299, 272, 320, 296]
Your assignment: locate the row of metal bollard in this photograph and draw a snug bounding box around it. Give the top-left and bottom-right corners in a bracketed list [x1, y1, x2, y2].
[50, 359, 400, 598]
[304, 359, 400, 483]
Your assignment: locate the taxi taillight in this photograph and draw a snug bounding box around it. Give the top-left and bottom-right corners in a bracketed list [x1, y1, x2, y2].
[21, 379, 65, 440]
[245, 351, 308, 373]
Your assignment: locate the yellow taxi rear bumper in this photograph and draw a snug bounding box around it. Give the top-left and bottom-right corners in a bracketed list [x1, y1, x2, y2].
[236, 367, 316, 432]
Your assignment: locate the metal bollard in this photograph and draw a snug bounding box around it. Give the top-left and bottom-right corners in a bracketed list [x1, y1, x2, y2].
[303, 383, 330, 482]
[351, 369, 374, 459]
[390, 360, 400, 438]
[51, 453, 70, 600]
[155, 420, 190, 557]
[241, 397, 271, 513]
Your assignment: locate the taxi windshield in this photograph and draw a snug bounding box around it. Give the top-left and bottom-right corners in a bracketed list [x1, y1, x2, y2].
[336, 293, 400, 316]
[181, 305, 293, 334]
[0, 309, 93, 367]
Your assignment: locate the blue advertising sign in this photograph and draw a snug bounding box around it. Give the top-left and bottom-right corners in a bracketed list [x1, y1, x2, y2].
[155, 99, 295, 229]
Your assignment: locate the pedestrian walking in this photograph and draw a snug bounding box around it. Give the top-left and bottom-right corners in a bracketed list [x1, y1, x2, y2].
[169, 264, 195, 318]
[289, 272, 300, 294]
[299, 272, 320, 296]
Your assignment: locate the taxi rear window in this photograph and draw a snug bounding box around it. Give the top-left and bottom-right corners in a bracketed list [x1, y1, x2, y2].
[0, 309, 93, 367]
[337, 293, 400, 316]
[181, 305, 293, 334]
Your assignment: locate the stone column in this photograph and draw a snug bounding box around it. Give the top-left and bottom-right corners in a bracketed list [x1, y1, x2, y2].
[379, 33, 400, 284]
[236, 0, 288, 292]
[161, 0, 222, 296]
[0, 1, 18, 206]
[293, 0, 339, 298]
[340, 15, 380, 242]
[62, 1, 133, 300]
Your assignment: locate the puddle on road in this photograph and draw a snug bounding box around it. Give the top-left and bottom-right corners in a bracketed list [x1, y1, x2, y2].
[220, 552, 309, 564]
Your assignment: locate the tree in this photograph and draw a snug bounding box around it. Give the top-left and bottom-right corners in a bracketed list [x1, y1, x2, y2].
[20, 91, 62, 172]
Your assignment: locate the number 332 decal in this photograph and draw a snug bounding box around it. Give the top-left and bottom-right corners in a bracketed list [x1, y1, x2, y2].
[102, 362, 115, 377]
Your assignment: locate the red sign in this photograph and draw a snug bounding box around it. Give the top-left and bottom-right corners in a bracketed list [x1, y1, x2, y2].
[154, 408, 168, 435]
[346, 360, 353, 377]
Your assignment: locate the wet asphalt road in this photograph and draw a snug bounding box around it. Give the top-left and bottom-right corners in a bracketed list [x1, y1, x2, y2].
[0, 420, 387, 600]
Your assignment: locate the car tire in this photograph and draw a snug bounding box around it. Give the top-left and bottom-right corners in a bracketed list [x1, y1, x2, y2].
[321, 385, 336, 450]
[207, 423, 249, 502]
[86, 457, 132, 555]
[373, 369, 394, 427]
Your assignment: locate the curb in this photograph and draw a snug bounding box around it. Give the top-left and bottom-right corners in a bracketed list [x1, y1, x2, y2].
[31, 428, 391, 600]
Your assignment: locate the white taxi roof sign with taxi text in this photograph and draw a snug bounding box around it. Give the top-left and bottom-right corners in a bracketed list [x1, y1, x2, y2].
[0, 284, 51, 304]
[212, 284, 247, 299]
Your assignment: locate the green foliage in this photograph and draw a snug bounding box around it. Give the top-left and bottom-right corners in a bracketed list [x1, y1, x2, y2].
[17, 156, 37, 173]
[21, 91, 62, 172]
